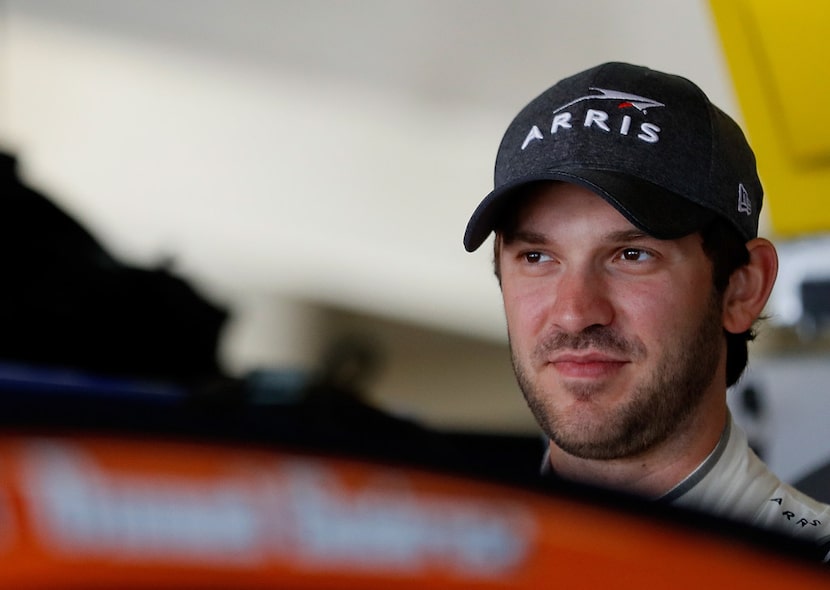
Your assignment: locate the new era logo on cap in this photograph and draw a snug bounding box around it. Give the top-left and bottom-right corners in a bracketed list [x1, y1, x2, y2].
[738, 183, 752, 215]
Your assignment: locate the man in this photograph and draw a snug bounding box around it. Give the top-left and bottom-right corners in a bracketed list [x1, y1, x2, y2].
[463, 62, 830, 558]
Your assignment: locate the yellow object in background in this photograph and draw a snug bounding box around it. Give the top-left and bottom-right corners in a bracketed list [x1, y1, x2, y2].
[709, 0, 830, 237]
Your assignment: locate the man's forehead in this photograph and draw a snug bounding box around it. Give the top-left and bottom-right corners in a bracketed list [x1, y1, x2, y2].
[504, 182, 647, 237]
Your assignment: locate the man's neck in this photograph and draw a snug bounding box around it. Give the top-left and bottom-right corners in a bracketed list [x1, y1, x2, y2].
[547, 403, 729, 499]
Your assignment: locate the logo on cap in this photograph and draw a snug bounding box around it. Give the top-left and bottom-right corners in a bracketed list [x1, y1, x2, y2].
[554, 88, 665, 114]
[737, 183, 752, 216]
[520, 87, 665, 151]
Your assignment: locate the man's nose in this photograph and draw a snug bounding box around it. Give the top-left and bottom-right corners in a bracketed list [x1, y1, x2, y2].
[549, 266, 614, 334]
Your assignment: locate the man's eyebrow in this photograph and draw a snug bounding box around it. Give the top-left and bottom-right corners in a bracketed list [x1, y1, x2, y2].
[605, 229, 652, 242]
[506, 228, 654, 245]
[503, 230, 549, 245]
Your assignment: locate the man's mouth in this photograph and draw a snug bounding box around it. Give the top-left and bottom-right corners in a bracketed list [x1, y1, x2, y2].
[548, 352, 629, 379]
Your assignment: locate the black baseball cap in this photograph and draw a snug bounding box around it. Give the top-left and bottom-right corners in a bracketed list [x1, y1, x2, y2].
[463, 62, 763, 252]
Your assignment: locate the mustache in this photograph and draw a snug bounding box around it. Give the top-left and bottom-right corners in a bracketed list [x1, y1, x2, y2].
[533, 325, 645, 359]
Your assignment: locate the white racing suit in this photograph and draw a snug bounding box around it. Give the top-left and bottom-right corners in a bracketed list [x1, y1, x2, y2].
[660, 415, 830, 561]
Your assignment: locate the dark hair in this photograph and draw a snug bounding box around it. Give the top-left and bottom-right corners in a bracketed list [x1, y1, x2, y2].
[699, 219, 754, 388]
[492, 208, 754, 388]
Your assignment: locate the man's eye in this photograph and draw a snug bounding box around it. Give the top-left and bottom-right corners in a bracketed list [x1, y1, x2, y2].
[523, 251, 551, 264]
[619, 248, 653, 262]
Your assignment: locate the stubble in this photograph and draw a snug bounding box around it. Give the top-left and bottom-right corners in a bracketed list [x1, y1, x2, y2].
[512, 291, 723, 460]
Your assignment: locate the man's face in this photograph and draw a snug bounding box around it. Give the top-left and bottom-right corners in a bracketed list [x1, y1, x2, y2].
[498, 182, 726, 461]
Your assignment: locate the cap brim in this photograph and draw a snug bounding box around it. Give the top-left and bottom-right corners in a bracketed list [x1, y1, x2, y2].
[463, 169, 716, 252]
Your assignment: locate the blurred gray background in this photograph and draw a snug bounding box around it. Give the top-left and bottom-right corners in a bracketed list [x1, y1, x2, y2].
[1, 1, 827, 486]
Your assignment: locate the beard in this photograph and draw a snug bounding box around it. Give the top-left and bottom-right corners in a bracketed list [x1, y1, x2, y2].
[511, 290, 723, 461]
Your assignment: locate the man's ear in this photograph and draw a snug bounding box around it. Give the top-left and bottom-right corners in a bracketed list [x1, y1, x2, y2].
[722, 238, 779, 334]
